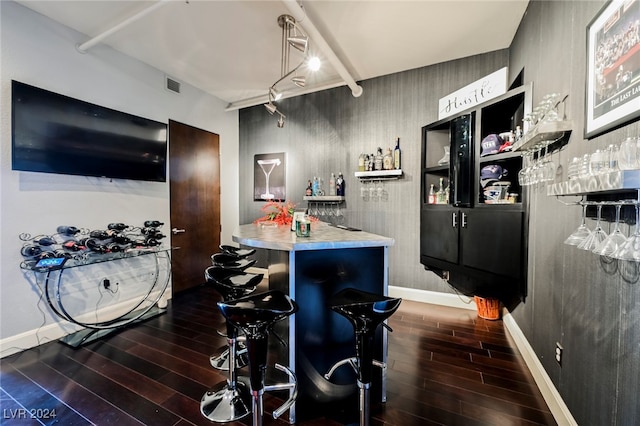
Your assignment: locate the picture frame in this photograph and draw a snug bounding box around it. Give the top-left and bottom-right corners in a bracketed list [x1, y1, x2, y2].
[585, 0, 640, 138]
[254, 152, 286, 201]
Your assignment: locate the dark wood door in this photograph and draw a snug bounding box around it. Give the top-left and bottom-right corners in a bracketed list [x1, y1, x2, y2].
[169, 120, 220, 294]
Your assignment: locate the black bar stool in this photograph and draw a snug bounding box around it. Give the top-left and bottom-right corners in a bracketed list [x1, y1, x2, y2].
[219, 244, 256, 259]
[206, 266, 262, 370]
[218, 290, 298, 426]
[200, 266, 262, 423]
[212, 252, 256, 271]
[324, 288, 401, 426]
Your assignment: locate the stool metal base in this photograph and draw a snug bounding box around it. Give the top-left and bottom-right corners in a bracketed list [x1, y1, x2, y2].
[210, 342, 249, 370]
[200, 378, 251, 422]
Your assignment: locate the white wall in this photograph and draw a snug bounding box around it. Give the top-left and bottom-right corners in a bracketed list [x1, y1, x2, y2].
[0, 1, 240, 355]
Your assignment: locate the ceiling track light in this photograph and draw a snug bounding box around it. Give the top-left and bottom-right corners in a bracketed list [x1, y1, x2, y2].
[265, 102, 277, 115]
[292, 76, 306, 88]
[269, 86, 282, 101]
[264, 14, 315, 128]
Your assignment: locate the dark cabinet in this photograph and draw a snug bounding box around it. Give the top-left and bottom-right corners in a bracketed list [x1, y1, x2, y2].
[420, 84, 532, 303]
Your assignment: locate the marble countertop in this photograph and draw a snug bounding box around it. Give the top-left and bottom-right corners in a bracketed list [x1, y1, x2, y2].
[232, 221, 395, 252]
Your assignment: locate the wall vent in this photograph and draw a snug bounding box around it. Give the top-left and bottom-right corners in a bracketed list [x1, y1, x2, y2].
[165, 76, 181, 94]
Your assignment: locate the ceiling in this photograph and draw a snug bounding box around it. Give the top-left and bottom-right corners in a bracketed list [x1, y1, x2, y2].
[16, 0, 529, 110]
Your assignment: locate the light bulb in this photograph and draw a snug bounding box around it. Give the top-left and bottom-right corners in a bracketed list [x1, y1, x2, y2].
[307, 56, 321, 72]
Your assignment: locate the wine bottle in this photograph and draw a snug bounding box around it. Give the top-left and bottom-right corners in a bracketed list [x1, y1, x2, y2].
[336, 172, 345, 196]
[394, 137, 401, 169]
[329, 173, 336, 196]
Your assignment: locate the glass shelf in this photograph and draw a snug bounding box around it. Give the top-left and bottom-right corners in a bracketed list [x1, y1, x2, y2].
[512, 120, 573, 152]
[21, 246, 173, 273]
[547, 170, 640, 196]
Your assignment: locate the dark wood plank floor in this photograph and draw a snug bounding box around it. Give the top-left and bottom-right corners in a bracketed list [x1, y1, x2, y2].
[0, 284, 556, 425]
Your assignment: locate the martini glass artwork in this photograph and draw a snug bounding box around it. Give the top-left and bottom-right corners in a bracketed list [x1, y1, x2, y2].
[257, 158, 281, 200]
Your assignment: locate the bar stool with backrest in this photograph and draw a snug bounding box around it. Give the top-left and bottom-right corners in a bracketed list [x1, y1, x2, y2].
[324, 288, 401, 426]
[200, 266, 263, 422]
[217, 290, 299, 426]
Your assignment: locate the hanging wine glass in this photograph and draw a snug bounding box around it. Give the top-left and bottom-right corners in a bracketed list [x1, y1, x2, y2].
[612, 203, 640, 261]
[577, 203, 607, 251]
[593, 203, 627, 257]
[565, 203, 591, 246]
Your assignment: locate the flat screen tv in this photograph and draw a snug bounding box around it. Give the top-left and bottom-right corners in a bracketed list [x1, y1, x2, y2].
[11, 80, 167, 182]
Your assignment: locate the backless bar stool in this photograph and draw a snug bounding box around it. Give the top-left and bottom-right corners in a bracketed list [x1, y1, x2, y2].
[324, 288, 401, 426]
[220, 244, 256, 259]
[212, 252, 256, 271]
[206, 266, 262, 371]
[200, 266, 262, 422]
[209, 247, 260, 369]
[218, 290, 298, 426]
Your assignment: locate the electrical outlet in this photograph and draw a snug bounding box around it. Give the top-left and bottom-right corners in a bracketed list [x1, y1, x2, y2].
[555, 342, 563, 366]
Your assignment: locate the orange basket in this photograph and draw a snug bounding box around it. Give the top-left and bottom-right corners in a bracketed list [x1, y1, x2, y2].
[474, 296, 501, 320]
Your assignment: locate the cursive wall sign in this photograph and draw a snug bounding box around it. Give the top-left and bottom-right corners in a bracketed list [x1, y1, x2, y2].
[438, 67, 508, 120]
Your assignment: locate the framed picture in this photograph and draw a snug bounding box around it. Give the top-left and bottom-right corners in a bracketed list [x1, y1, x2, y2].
[585, 0, 640, 138]
[254, 152, 286, 201]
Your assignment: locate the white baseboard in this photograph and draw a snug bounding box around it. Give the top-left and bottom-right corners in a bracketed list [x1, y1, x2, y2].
[0, 297, 165, 358]
[502, 313, 577, 426]
[390, 286, 575, 426]
[388, 285, 475, 310]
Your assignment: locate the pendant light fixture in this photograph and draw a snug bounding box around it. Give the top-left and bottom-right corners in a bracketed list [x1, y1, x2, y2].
[264, 14, 319, 128]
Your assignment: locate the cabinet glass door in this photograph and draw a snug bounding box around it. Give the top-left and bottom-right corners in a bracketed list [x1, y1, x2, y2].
[450, 113, 474, 207]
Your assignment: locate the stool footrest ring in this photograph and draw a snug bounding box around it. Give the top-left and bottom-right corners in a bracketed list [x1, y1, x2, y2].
[324, 357, 358, 380]
[265, 363, 298, 419]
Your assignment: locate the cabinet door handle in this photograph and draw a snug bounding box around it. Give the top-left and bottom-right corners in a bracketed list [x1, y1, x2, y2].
[461, 212, 467, 228]
[171, 228, 186, 235]
[452, 212, 458, 228]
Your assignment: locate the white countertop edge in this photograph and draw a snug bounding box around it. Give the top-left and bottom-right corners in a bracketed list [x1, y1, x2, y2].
[232, 222, 395, 252]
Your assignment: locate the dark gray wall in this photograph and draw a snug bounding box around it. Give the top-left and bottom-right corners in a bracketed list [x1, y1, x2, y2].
[240, 50, 509, 293]
[239, 1, 640, 424]
[510, 1, 640, 425]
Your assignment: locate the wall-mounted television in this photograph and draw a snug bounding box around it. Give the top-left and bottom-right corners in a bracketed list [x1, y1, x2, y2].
[11, 80, 168, 182]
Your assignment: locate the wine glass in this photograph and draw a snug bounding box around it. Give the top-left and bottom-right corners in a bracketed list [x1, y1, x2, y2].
[593, 203, 627, 257]
[577, 203, 607, 251]
[565, 203, 591, 246]
[612, 203, 640, 261]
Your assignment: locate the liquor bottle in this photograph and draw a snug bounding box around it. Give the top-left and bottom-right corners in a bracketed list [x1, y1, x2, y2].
[394, 137, 401, 169]
[358, 154, 365, 172]
[305, 180, 313, 196]
[428, 184, 436, 204]
[374, 148, 383, 171]
[445, 181, 450, 204]
[336, 172, 345, 196]
[329, 173, 336, 196]
[312, 177, 319, 196]
[383, 147, 393, 170]
[437, 177, 445, 204]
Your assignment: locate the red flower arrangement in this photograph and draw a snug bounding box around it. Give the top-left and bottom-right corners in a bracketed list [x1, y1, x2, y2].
[254, 200, 319, 227]
[254, 200, 297, 226]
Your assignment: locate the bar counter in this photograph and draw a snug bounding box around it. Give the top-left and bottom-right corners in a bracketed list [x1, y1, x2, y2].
[232, 221, 394, 423]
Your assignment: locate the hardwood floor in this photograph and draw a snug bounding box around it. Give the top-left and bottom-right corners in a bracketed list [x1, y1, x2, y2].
[0, 284, 556, 425]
